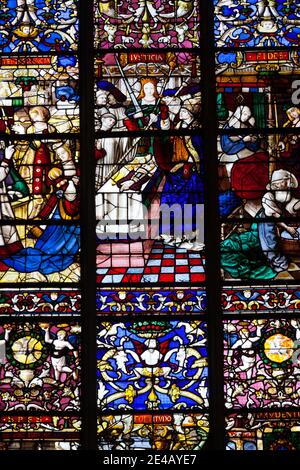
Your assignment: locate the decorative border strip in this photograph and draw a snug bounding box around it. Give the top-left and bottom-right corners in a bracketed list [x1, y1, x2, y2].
[0, 289, 81, 315]
[96, 288, 206, 314]
[222, 287, 300, 313]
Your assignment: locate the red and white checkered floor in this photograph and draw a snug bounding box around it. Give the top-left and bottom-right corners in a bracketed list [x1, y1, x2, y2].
[96, 241, 205, 284]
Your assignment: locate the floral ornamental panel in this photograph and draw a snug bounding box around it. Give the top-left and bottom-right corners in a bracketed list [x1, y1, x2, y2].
[214, 0, 300, 48]
[0, 0, 78, 53]
[97, 321, 208, 411]
[222, 287, 300, 315]
[96, 288, 206, 315]
[94, 0, 200, 49]
[0, 289, 81, 316]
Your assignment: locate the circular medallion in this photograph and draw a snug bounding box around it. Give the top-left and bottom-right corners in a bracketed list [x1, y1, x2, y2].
[11, 336, 43, 365]
[264, 334, 294, 364]
[7, 329, 48, 370]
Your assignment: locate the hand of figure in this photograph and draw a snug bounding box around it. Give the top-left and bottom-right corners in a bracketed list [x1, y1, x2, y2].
[149, 113, 158, 124]
[4, 144, 15, 160]
[243, 135, 257, 143]
[120, 180, 133, 191]
[286, 226, 298, 238]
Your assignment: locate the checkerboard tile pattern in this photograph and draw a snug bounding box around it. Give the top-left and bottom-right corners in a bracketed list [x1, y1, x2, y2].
[96, 242, 205, 284]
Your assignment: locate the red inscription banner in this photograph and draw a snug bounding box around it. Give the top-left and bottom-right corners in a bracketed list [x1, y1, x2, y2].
[128, 53, 166, 64]
[134, 414, 173, 424]
[0, 57, 52, 66]
[245, 51, 289, 62]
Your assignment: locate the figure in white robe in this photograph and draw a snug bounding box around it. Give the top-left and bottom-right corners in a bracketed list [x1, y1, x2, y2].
[95, 112, 156, 237]
[0, 145, 27, 257]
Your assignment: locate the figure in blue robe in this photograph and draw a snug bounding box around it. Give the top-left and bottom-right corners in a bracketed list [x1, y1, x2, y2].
[3, 206, 80, 274]
[2, 159, 80, 275]
[160, 133, 204, 237]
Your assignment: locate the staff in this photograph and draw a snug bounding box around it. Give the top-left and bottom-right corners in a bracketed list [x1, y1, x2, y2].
[268, 96, 279, 179]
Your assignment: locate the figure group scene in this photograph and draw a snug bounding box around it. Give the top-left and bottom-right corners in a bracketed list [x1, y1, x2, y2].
[94, 52, 205, 284]
[0, 60, 80, 282]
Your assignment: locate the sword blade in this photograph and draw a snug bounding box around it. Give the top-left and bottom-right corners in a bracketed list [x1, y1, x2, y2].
[115, 55, 142, 114]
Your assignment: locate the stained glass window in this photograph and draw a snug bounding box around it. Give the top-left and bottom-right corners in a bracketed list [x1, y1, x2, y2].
[1, 0, 300, 456]
[215, 0, 300, 452]
[94, 0, 208, 451]
[0, 0, 81, 452]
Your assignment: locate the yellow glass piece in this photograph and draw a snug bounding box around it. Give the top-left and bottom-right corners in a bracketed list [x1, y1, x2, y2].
[264, 334, 294, 363]
[11, 336, 43, 365]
